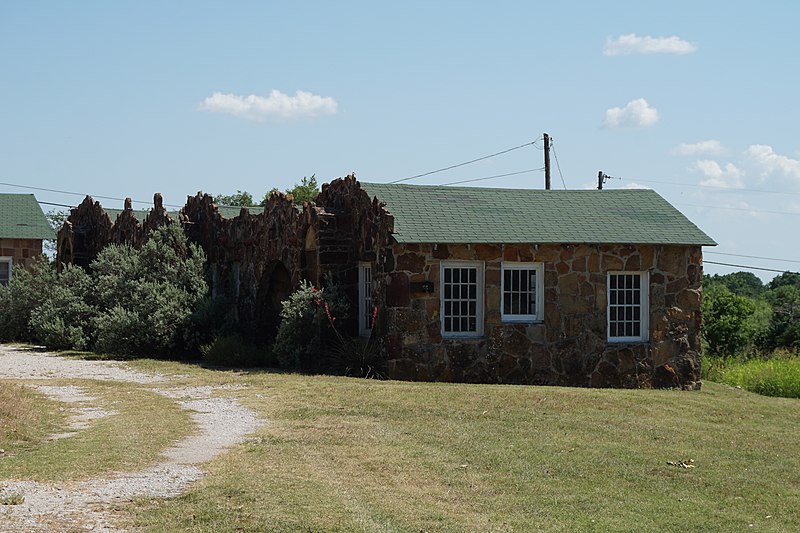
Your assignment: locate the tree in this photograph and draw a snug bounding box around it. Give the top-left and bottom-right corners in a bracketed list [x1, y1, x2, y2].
[768, 271, 800, 291]
[705, 271, 764, 299]
[214, 190, 255, 207]
[288, 174, 319, 204]
[259, 175, 320, 206]
[761, 284, 800, 350]
[43, 209, 69, 258]
[702, 284, 757, 356]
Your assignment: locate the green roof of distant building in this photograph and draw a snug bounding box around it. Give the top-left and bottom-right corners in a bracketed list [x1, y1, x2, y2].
[0, 194, 56, 240]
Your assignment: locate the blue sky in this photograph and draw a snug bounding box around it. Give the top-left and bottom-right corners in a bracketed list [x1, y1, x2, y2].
[2, 1, 799, 280]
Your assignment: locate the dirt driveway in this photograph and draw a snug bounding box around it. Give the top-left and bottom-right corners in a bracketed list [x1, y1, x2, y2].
[0, 345, 264, 532]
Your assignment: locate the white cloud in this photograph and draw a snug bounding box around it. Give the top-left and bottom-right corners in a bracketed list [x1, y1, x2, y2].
[619, 182, 651, 190]
[692, 159, 744, 188]
[603, 98, 659, 129]
[744, 144, 800, 180]
[672, 140, 727, 156]
[603, 34, 697, 56]
[198, 89, 338, 121]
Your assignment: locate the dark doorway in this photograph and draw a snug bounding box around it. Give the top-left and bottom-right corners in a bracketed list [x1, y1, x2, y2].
[256, 261, 292, 342]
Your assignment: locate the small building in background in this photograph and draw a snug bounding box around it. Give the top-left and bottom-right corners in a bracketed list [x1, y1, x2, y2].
[0, 193, 54, 285]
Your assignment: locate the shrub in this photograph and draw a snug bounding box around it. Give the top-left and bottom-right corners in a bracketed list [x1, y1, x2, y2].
[325, 334, 386, 379]
[90, 224, 207, 356]
[185, 296, 241, 353]
[272, 279, 349, 369]
[28, 264, 95, 350]
[1, 224, 208, 357]
[200, 334, 272, 367]
[0, 257, 57, 341]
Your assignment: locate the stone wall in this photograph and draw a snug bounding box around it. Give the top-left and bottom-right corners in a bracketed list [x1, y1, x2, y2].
[55, 175, 395, 342]
[0, 238, 43, 270]
[382, 242, 703, 389]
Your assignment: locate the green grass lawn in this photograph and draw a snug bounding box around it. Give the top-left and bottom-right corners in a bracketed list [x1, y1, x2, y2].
[120, 361, 800, 532]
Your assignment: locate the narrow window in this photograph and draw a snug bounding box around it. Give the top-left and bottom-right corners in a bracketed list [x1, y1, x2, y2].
[441, 261, 484, 337]
[607, 271, 649, 342]
[0, 257, 12, 287]
[358, 262, 373, 337]
[501, 262, 544, 322]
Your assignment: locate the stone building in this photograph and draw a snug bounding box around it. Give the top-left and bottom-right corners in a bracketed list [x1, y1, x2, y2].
[361, 182, 715, 389]
[0, 193, 54, 285]
[56, 175, 715, 389]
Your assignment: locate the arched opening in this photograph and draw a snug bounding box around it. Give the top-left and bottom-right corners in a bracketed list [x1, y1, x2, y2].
[256, 260, 293, 342]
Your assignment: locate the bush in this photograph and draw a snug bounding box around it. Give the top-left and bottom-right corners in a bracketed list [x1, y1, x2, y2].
[0, 224, 208, 357]
[0, 257, 57, 342]
[90, 224, 207, 356]
[184, 296, 241, 353]
[272, 279, 349, 369]
[325, 334, 386, 379]
[28, 264, 95, 350]
[200, 334, 272, 367]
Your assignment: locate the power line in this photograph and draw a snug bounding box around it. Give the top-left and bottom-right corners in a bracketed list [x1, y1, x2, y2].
[438, 168, 544, 186]
[38, 200, 75, 209]
[387, 139, 541, 184]
[705, 251, 800, 265]
[550, 139, 567, 190]
[0, 180, 185, 209]
[704, 260, 797, 274]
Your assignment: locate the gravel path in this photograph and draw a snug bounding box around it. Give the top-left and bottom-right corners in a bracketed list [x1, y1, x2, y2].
[0, 345, 265, 532]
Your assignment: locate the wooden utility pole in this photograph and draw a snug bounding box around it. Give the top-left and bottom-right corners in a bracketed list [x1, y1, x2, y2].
[543, 133, 551, 189]
[598, 171, 604, 190]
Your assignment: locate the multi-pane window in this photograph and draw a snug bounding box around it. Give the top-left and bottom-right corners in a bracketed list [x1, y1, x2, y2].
[501, 262, 544, 322]
[0, 257, 11, 287]
[358, 262, 373, 336]
[441, 262, 484, 337]
[608, 271, 649, 342]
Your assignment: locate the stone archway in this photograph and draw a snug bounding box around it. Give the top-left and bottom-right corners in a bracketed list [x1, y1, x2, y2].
[256, 261, 293, 342]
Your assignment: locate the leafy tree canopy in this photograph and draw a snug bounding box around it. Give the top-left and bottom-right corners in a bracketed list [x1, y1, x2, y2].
[768, 271, 800, 291]
[214, 190, 255, 207]
[705, 271, 764, 298]
[260, 175, 320, 206]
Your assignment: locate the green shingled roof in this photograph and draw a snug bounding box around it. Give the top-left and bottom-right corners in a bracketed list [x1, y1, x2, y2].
[361, 183, 716, 246]
[0, 194, 55, 240]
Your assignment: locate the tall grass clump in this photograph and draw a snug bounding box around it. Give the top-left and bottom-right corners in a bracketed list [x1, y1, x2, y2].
[704, 352, 800, 398]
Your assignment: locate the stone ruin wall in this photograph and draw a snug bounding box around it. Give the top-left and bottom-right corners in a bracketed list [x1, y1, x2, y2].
[55, 176, 394, 342]
[383, 242, 703, 389]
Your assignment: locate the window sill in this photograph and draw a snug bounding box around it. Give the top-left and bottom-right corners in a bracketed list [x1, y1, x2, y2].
[442, 333, 484, 340]
[501, 317, 543, 324]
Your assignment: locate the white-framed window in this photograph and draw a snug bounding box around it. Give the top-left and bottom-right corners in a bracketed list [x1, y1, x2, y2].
[0, 257, 12, 287]
[607, 271, 649, 342]
[501, 262, 544, 322]
[358, 262, 373, 337]
[441, 261, 484, 337]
